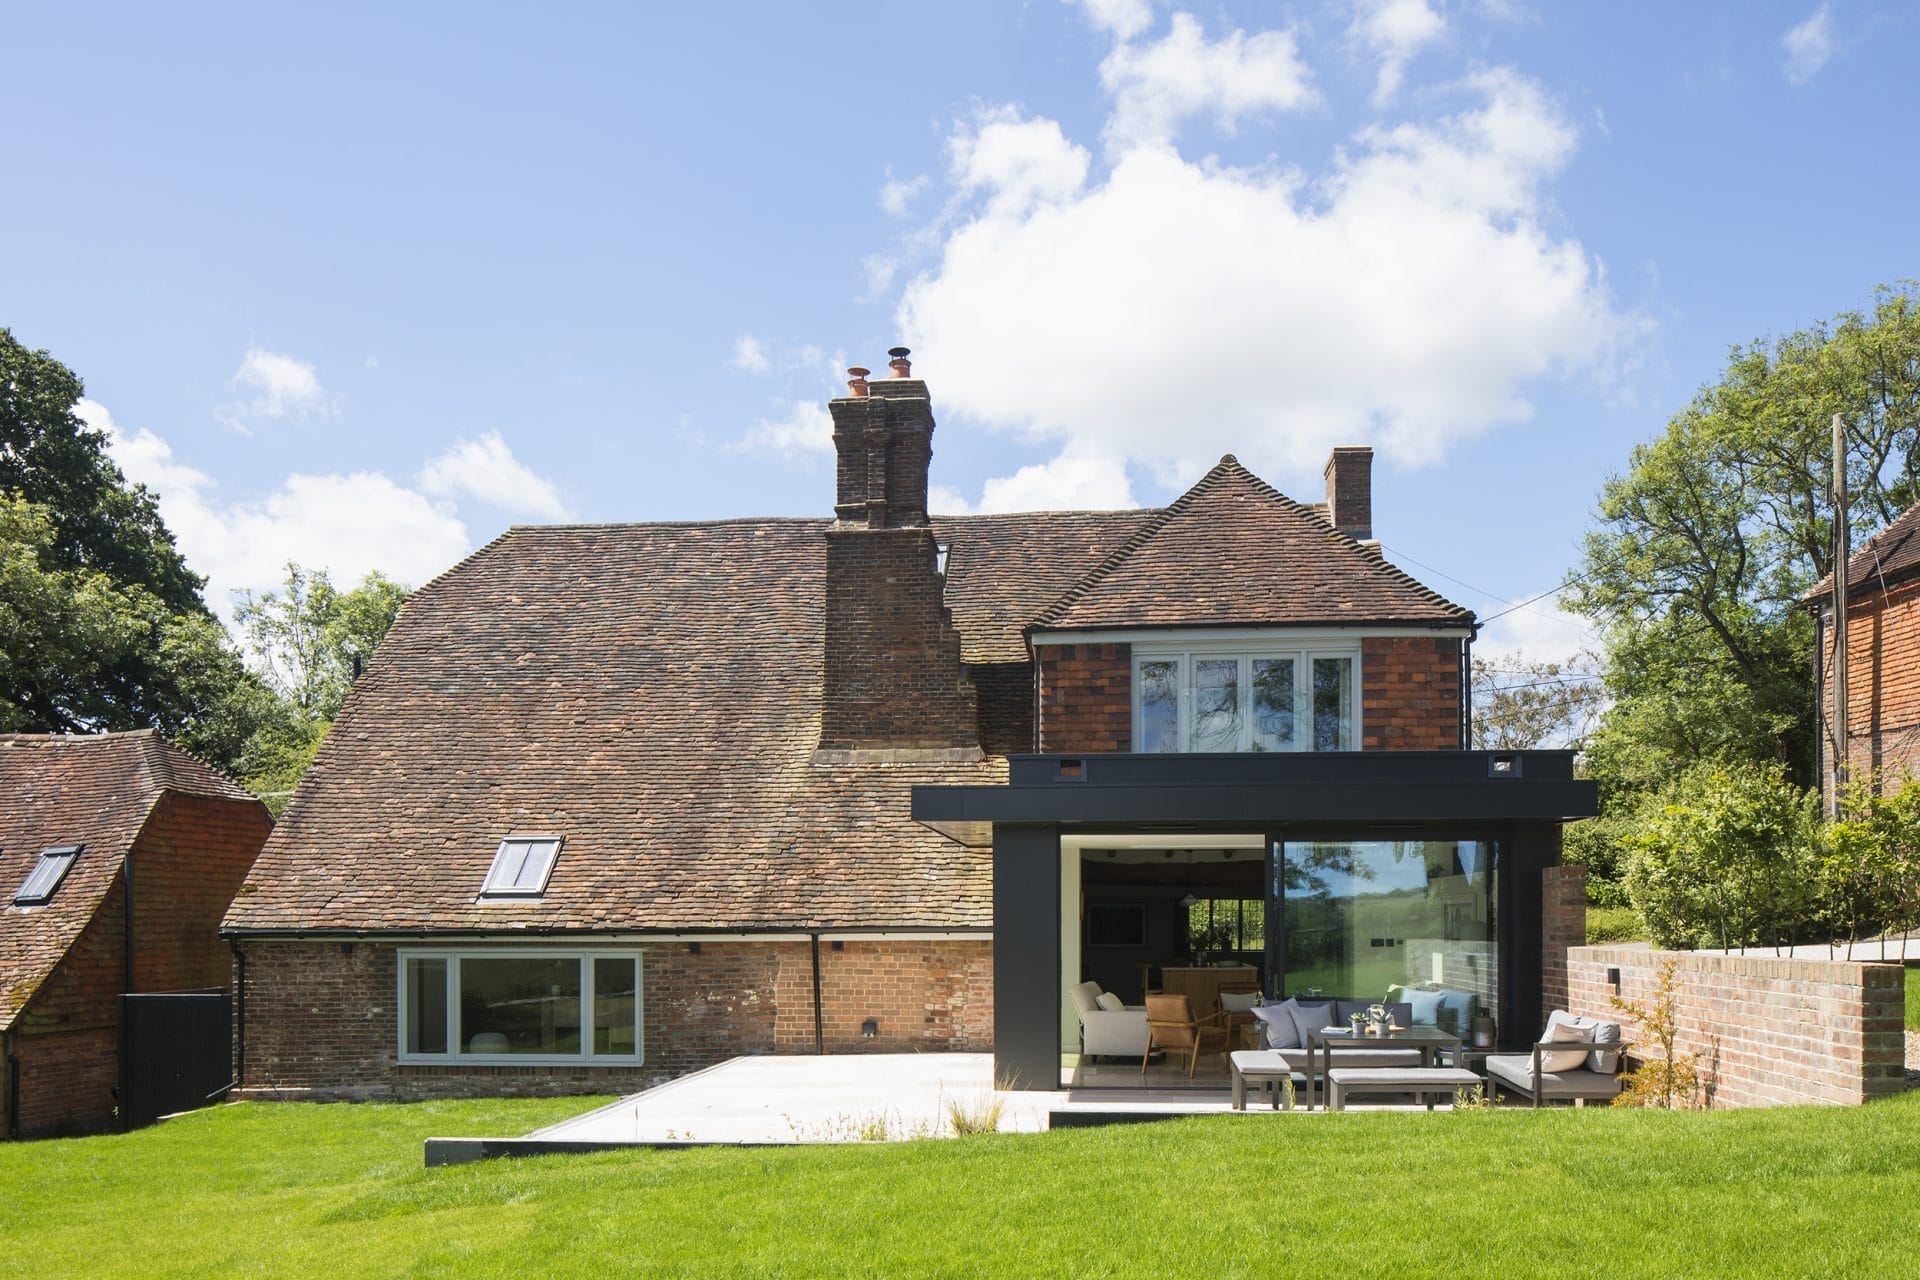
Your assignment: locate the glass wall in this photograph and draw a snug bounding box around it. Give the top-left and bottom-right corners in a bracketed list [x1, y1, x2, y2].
[1274, 839, 1496, 1032]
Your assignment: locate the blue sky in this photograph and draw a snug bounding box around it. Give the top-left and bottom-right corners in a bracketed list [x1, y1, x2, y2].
[4, 1, 1912, 662]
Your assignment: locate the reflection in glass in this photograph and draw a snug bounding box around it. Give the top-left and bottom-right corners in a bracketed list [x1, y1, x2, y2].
[594, 958, 639, 1056]
[1277, 839, 1497, 1035]
[1312, 657, 1353, 751]
[1251, 658, 1295, 751]
[404, 957, 448, 1055]
[1138, 660, 1179, 752]
[1192, 659, 1241, 750]
[459, 957, 582, 1054]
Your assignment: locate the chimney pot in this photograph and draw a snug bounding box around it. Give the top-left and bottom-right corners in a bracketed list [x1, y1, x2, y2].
[846, 367, 870, 397]
[887, 346, 912, 378]
[1324, 446, 1374, 542]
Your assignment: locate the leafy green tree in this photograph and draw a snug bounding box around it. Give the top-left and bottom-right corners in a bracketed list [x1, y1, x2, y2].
[233, 564, 408, 802]
[1469, 652, 1605, 751]
[1568, 284, 1920, 793]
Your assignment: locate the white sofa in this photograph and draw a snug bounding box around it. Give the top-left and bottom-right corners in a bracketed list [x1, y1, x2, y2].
[1070, 980, 1150, 1058]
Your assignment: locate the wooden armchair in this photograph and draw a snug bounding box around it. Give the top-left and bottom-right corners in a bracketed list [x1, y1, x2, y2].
[1142, 994, 1232, 1078]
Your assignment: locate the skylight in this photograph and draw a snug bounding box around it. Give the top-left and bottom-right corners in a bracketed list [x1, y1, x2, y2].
[14, 845, 81, 906]
[479, 836, 562, 898]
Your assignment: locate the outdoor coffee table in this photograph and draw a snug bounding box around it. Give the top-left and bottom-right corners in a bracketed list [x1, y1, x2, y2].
[1305, 1026, 1462, 1111]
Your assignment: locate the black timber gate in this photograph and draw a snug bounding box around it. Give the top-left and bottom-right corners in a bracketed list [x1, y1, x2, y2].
[117, 991, 232, 1130]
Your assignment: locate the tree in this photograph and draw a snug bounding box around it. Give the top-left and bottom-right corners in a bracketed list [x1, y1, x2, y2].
[233, 564, 409, 801]
[0, 330, 268, 768]
[1568, 283, 1920, 792]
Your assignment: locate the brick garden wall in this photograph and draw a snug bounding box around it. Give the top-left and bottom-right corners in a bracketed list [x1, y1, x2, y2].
[1035, 643, 1132, 753]
[1360, 636, 1464, 749]
[1565, 946, 1906, 1107]
[234, 937, 992, 1101]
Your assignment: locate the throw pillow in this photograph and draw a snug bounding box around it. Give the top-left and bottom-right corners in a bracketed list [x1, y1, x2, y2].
[1563, 1013, 1622, 1072]
[1287, 1001, 1339, 1047]
[1095, 992, 1126, 1012]
[1251, 1001, 1299, 1049]
[1401, 989, 1445, 1026]
[1220, 991, 1261, 1013]
[1537, 1015, 1590, 1073]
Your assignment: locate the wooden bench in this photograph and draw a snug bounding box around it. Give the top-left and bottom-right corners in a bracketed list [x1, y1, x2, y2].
[1326, 1066, 1482, 1111]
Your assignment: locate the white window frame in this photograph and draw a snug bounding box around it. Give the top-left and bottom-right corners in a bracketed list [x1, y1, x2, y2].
[396, 948, 644, 1066]
[1131, 638, 1361, 753]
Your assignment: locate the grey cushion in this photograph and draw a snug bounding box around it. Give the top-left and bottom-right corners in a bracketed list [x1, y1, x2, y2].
[1435, 988, 1476, 1036]
[1402, 989, 1446, 1025]
[1486, 1054, 1623, 1100]
[1221, 991, 1261, 1013]
[1287, 1001, 1339, 1046]
[1559, 1012, 1622, 1072]
[1252, 1002, 1300, 1049]
[1095, 992, 1126, 1012]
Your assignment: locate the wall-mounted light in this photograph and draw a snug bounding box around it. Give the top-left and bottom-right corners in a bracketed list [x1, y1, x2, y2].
[1606, 967, 1621, 990]
[688, 941, 701, 955]
[1180, 893, 1198, 907]
[861, 1018, 878, 1039]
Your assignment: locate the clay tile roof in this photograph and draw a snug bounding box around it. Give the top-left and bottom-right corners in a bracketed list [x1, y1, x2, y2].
[1033, 456, 1474, 631]
[225, 518, 1099, 936]
[0, 731, 257, 1029]
[1803, 499, 1920, 604]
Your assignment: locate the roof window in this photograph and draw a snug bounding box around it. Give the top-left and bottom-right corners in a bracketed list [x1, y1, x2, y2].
[14, 845, 81, 906]
[479, 836, 562, 898]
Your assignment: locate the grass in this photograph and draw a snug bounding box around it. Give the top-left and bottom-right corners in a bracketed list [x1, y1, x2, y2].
[1908, 965, 1919, 1031]
[6, 1093, 1920, 1278]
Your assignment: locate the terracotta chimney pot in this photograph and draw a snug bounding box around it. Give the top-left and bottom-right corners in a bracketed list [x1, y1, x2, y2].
[846, 367, 871, 397]
[887, 346, 912, 378]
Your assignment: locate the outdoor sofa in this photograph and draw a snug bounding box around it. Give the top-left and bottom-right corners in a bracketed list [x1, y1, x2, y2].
[1484, 1010, 1624, 1106]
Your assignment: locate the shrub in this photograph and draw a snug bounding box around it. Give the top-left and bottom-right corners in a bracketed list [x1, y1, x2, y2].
[1586, 905, 1646, 944]
[1623, 762, 1819, 950]
[1610, 958, 1702, 1109]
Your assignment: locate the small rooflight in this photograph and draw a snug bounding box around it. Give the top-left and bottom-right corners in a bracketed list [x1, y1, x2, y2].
[14, 845, 81, 906]
[479, 836, 563, 898]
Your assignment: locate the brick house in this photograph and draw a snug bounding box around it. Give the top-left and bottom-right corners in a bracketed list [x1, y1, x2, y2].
[1808, 500, 1920, 802]
[1, 731, 272, 1137]
[225, 356, 1593, 1100]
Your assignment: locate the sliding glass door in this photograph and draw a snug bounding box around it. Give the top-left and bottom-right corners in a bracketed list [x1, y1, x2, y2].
[1268, 838, 1497, 1024]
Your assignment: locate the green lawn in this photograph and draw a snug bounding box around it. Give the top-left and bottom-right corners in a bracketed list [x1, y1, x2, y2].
[5, 1092, 1920, 1278]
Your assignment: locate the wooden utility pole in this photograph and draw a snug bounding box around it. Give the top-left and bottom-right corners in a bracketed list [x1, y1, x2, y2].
[1832, 412, 1850, 819]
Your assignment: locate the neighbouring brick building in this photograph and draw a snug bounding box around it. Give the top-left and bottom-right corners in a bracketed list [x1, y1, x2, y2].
[227, 353, 1569, 1102]
[1, 731, 272, 1137]
[1808, 499, 1920, 802]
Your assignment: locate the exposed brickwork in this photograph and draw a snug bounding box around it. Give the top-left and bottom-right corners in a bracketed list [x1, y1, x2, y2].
[1819, 574, 1920, 802]
[235, 937, 991, 1101]
[129, 793, 273, 993]
[1540, 864, 1588, 1021]
[1565, 947, 1906, 1107]
[9, 1027, 118, 1137]
[969, 661, 1036, 756]
[1323, 446, 1373, 540]
[821, 526, 980, 751]
[1361, 636, 1464, 749]
[1035, 643, 1132, 753]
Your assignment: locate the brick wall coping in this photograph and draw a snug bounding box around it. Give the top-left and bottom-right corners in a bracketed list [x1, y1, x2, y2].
[1570, 945, 1905, 987]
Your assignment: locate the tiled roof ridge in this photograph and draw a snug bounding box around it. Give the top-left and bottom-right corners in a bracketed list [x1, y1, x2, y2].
[505, 515, 830, 534]
[0, 730, 259, 805]
[1030, 455, 1473, 629]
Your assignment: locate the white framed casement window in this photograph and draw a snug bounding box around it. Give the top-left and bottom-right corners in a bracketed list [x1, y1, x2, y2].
[1133, 644, 1360, 752]
[397, 949, 642, 1065]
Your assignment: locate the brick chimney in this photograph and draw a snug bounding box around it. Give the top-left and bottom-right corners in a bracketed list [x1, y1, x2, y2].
[1323, 446, 1373, 541]
[819, 352, 980, 756]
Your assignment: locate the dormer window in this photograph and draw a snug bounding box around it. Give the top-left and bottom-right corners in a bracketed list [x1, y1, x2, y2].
[14, 845, 81, 906]
[479, 836, 562, 898]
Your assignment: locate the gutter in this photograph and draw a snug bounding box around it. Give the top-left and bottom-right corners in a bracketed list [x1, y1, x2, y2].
[219, 926, 994, 943]
[230, 940, 246, 1093]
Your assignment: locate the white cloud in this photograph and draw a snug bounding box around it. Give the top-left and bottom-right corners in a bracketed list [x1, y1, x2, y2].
[1073, 0, 1154, 41]
[229, 347, 324, 421]
[1098, 12, 1316, 154]
[931, 449, 1137, 514]
[1475, 588, 1598, 668]
[740, 399, 835, 457]
[418, 431, 573, 521]
[897, 65, 1635, 494]
[879, 170, 930, 216]
[1350, 0, 1446, 105]
[1782, 3, 1835, 85]
[82, 398, 475, 619]
[729, 335, 770, 373]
